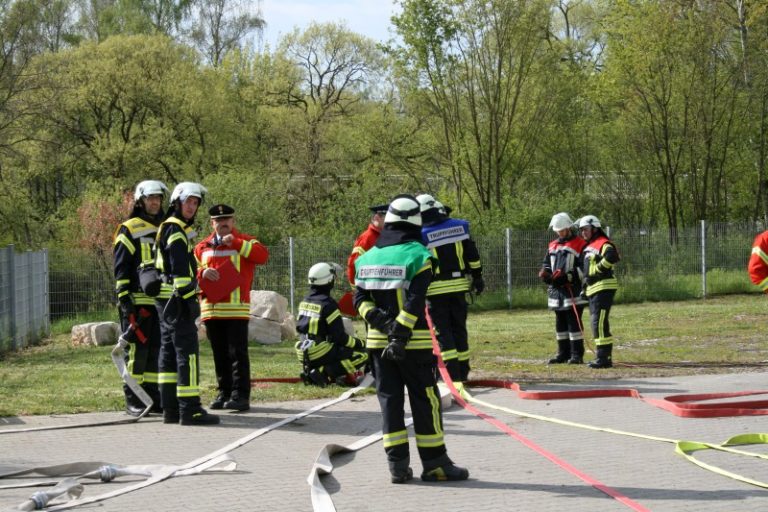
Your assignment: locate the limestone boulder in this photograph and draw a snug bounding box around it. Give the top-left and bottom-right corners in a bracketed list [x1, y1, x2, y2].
[71, 322, 119, 347]
[249, 290, 288, 322]
[248, 316, 282, 345]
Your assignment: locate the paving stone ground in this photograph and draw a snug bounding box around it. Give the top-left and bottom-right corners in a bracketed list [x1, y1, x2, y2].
[2, 372, 768, 511]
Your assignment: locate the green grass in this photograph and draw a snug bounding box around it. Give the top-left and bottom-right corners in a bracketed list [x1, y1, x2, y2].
[1, 293, 767, 417]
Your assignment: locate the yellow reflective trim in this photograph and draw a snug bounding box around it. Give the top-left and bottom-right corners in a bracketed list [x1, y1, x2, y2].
[416, 432, 445, 448]
[456, 241, 465, 270]
[157, 372, 177, 384]
[168, 232, 188, 246]
[326, 309, 341, 324]
[383, 429, 409, 448]
[426, 385, 443, 436]
[114, 233, 135, 253]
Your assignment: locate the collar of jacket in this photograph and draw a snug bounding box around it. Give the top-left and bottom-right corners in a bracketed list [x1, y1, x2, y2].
[375, 224, 423, 248]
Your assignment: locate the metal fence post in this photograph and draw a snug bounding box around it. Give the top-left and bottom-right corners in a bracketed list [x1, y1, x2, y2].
[7, 245, 17, 349]
[505, 228, 512, 309]
[288, 237, 295, 315]
[701, 219, 707, 298]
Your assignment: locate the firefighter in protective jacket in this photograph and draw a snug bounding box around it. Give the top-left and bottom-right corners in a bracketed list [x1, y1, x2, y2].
[346, 204, 388, 286]
[295, 262, 367, 387]
[579, 215, 620, 369]
[538, 212, 587, 364]
[113, 180, 168, 415]
[194, 204, 269, 412]
[354, 194, 469, 484]
[154, 182, 219, 425]
[416, 194, 483, 383]
[748, 230, 768, 292]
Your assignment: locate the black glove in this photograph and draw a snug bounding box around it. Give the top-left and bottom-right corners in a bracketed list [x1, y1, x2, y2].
[551, 269, 567, 286]
[471, 275, 485, 295]
[365, 307, 393, 331]
[118, 294, 135, 318]
[352, 337, 365, 351]
[538, 268, 552, 284]
[382, 337, 407, 362]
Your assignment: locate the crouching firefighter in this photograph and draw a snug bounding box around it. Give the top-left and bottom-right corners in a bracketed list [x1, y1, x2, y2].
[295, 262, 367, 387]
[113, 180, 168, 416]
[354, 194, 469, 484]
[154, 182, 219, 425]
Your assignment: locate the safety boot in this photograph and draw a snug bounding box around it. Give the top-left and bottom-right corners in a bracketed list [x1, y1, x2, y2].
[162, 409, 180, 424]
[547, 339, 571, 364]
[421, 463, 470, 482]
[307, 369, 328, 388]
[209, 392, 228, 410]
[389, 457, 412, 484]
[223, 396, 250, 412]
[180, 408, 221, 426]
[568, 339, 585, 364]
[391, 467, 413, 484]
[588, 344, 613, 369]
[124, 392, 145, 417]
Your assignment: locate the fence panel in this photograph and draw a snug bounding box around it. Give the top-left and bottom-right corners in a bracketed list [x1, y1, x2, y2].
[0, 246, 49, 352]
[43, 222, 766, 321]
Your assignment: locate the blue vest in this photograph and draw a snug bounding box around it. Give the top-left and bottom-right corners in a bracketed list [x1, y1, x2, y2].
[421, 218, 470, 249]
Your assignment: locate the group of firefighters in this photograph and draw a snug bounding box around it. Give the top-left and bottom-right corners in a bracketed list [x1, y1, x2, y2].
[113, 178, 624, 483]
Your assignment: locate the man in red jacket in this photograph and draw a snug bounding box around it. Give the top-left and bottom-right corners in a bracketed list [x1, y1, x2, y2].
[346, 203, 389, 286]
[749, 230, 768, 292]
[194, 204, 269, 412]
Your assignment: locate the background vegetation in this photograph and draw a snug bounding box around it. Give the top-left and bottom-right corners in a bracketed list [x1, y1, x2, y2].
[1, 0, 768, 256]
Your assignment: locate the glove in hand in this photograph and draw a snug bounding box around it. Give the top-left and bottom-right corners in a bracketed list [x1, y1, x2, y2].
[382, 337, 407, 362]
[352, 337, 365, 351]
[365, 307, 393, 331]
[538, 268, 552, 284]
[471, 276, 485, 295]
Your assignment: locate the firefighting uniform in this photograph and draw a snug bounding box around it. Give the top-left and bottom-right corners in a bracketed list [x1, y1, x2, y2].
[749, 230, 768, 292]
[354, 227, 455, 474]
[582, 232, 620, 348]
[421, 216, 482, 382]
[294, 286, 367, 383]
[346, 221, 381, 285]
[194, 229, 269, 402]
[113, 213, 162, 409]
[154, 214, 204, 417]
[540, 234, 587, 361]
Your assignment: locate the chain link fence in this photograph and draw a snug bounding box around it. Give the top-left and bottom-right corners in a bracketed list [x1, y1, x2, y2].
[43, 221, 762, 324]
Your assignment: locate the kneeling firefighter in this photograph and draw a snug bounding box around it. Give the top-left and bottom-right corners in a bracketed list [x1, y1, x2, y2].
[295, 262, 367, 387]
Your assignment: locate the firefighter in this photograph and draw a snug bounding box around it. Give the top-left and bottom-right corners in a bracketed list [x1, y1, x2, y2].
[538, 213, 587, 364]
[346, 203, 389, 286]
[113, 180, 168, 415]
[354, 194, 469, 484]
[194, 204, 269, 412]
[155, 182, 219, 425]
[579, 215, 620, 369]
[295, 262, 367, 387]
[416, 194, 484, 384]
[748, 229, 768, 292]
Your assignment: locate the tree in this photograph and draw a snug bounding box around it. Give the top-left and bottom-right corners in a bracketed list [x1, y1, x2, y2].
[189, 0, 264, 67]
[391, 0, 559, 214]
[600, 0, 745, 235]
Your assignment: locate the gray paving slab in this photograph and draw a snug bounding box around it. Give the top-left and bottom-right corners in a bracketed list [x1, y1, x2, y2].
[1, 372, 768, 511]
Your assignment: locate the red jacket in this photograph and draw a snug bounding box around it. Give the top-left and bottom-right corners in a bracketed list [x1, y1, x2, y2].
[194, 228, 269, 320]
[749, 230, 768, 292]
[346, 223, 381, 285]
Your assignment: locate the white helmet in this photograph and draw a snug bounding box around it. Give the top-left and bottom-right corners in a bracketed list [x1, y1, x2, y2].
[416, 193, 439, 213]
[549, 212, 574, 232]
[170, 182, 207, 204]
[384, 194, 422, 227]
[307, 262, 339, 286]
[134, 180, 169, 201]
[578, 215, 601, 229]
